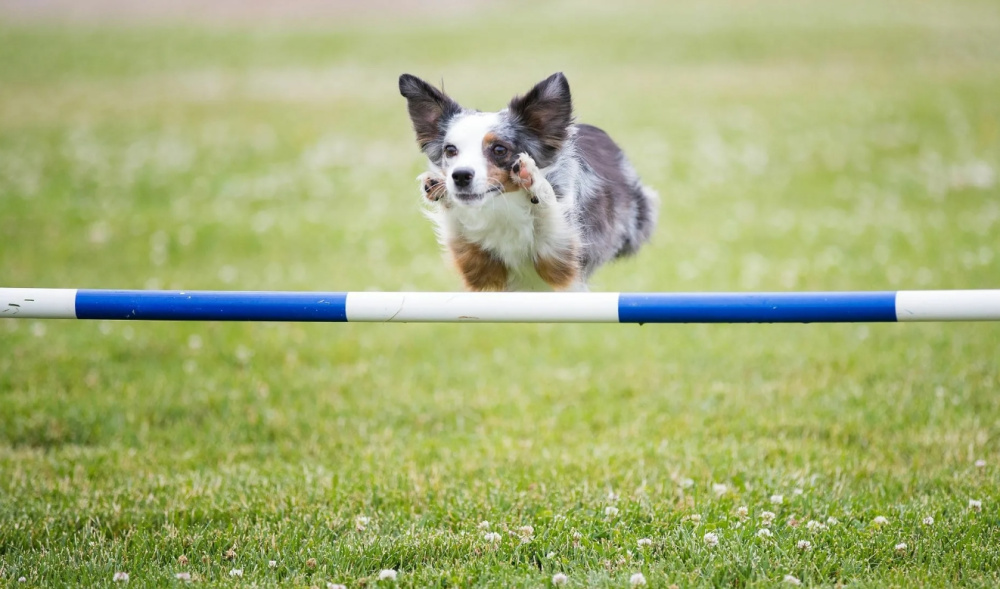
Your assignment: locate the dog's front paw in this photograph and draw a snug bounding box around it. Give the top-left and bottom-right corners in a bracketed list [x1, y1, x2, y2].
[511, 153, 554, 205]
[417, 171, 447, 202]
[511, 153, 543, 204]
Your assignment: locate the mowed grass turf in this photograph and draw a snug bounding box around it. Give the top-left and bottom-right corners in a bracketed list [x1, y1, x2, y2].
[2, 1, 1000, 586]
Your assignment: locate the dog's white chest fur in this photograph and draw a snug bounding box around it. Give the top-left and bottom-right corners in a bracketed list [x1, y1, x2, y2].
[429, 192, 557, 291]
[449, 192, 535, 262]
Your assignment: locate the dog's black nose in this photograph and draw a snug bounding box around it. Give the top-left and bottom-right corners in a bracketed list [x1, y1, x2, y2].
[452, 168, 474, 188]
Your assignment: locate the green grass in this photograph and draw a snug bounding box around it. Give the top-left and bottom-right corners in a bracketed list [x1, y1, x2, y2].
[2, 0, 1000, 586]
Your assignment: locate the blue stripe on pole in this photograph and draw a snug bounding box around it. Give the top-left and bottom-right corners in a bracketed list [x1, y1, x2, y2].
[75, 290, 349, 322]
[617, 292, 898, 323]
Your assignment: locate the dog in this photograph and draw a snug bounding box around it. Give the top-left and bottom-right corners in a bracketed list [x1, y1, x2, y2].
[399, 72, 658, 291]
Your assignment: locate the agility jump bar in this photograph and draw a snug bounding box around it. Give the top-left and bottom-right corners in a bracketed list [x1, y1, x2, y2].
[2, 288, 999, 323]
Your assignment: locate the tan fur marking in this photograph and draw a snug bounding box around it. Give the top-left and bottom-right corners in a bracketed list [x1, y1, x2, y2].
[482, 132, 520, 193]
[535, 248, 580, 290]
[449, 237, 509, 291]
[489, 165, 521, 193]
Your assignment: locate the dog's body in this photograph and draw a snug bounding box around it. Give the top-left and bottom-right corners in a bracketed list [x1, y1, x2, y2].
[399, 72, 658, 291]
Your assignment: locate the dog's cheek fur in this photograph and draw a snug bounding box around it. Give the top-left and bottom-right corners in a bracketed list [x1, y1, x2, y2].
[487, 164, 520, 193]
[448, 236, 509, 291]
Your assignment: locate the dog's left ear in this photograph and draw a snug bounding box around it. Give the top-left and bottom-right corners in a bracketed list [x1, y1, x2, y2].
[509, 73, 573, 161]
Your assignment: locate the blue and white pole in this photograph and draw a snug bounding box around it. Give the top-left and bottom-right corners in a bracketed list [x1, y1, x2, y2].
[2, 288, 999, 323]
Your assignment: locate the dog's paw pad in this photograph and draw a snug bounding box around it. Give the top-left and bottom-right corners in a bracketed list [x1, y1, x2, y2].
[512, 153, 536, 189]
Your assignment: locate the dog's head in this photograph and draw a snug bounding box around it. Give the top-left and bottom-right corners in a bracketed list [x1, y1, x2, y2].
[399, 72, 573, 205]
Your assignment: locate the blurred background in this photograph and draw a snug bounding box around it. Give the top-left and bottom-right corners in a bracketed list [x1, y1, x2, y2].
[2, 0, 997, 295]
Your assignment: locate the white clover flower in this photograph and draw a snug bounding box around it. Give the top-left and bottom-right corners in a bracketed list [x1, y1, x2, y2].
[552, 572, 568, 585]
[975, 459, 987, 468]
[871, 516, 889, 526]
[826, 516, 839, 526]
[704, 532, 719, 547]
[783, 574, 801, 585]
[355, 515, 370, 531]
[922, 516, 934, 525]
[484, 531, 502, 543]
[229, 569, 243, 578]
[18, 578, 27, 583]
[760, 511, 776, 525]
[268, 560, 277, 568]
[113, 572, 129, 582]
[518, 525, 535, 541]
[630, 572, 647, 586]
[895, 542, 907, 554]
[546, 552, 556, 559]
[969, 499, 982, 512]
[736, 506, 749, 519]
[605, 506, 620, 517]
[757, 528, 772, 538]
[637, 538, 653, 547]
[378, 569, 398, 581]
[689, 514, 702, 523]
[793, 488, 804, 496]
[175, 572, 191, 581]
[608, 491, 620, 502]
[478, 521, 491, 530]
[797, 540, 812, 551]
[572, 531, 582, 541]
[805, 520, 826, 532]
[328, 584, 347, 589]
[679, 477, 694, 489]
[712, 483, 728, 496]
[770, 495, 784, 505]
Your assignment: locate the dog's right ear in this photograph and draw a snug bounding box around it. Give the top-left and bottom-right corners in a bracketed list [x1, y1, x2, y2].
[508, 72, 573, 167]
[399, 74, 462, 153]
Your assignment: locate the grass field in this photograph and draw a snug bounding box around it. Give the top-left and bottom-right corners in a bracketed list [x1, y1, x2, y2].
[2, 0, 1000, 586]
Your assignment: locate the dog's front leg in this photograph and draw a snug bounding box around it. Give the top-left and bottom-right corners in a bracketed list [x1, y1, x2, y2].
[511, 153, 582, 290]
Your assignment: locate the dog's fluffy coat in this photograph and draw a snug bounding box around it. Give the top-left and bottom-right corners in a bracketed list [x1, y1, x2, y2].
[399, 72, 658, 291]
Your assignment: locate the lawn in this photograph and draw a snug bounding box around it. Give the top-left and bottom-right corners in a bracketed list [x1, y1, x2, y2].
[1, 0, 999, 586]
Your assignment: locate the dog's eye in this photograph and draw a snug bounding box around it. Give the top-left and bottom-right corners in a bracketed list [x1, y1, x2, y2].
[492, 144, 508, 157]
[444, 145, 458, 158]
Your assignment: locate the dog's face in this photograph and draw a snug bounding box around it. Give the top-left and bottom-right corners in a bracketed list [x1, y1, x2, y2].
[399, 72, 573, 205]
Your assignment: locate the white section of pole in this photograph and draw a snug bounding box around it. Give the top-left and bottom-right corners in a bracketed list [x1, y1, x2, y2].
[0, 288, 78, 319]
[344, 291, 620, 322]
[895, 290, 1000, 321]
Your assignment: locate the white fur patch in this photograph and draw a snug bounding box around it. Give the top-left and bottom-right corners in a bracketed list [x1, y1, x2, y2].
[442, 112, 500, 195]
